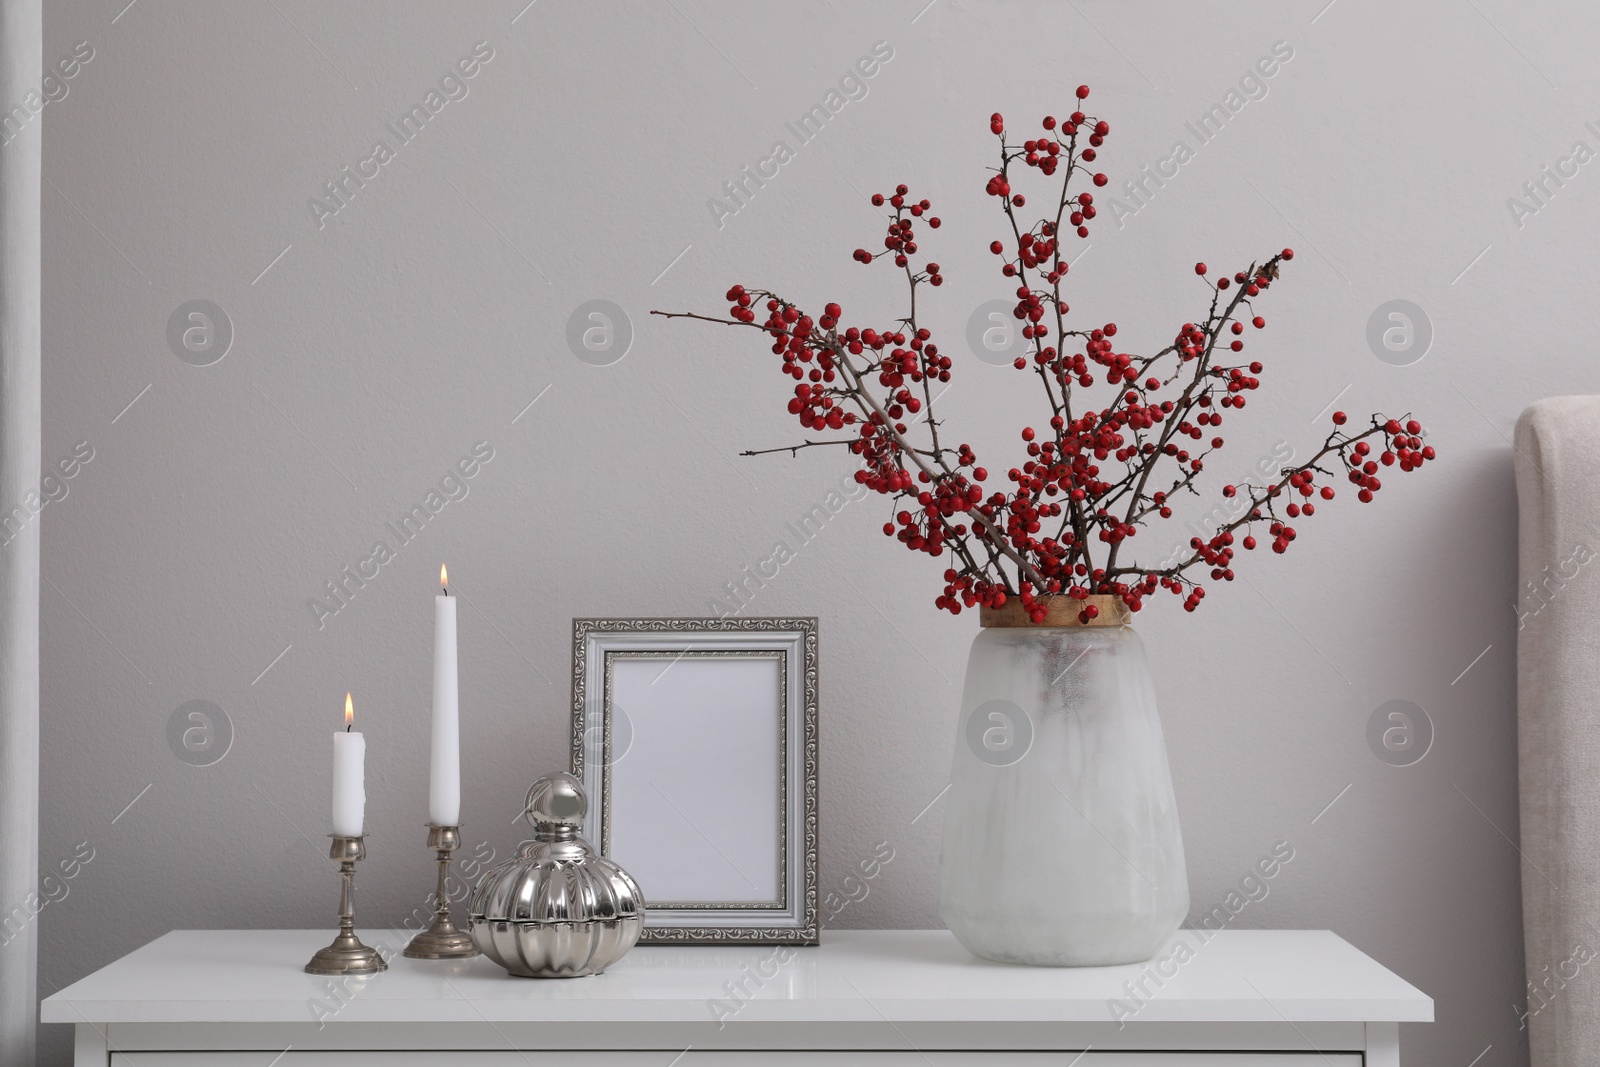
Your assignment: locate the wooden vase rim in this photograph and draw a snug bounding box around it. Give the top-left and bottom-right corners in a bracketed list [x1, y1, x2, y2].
[979, 593, 1131, 628]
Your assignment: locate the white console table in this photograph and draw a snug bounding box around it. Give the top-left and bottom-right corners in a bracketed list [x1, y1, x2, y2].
[43, 928, 1430, 1065]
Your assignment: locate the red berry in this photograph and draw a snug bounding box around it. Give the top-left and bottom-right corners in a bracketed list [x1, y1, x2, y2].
[1195, 262, 1207, 275]
[1075, 85, 1090, 100]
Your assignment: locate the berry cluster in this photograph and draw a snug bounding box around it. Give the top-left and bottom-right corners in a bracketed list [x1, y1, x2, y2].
[657, 89, 1436, 621]
[853, 184, 943, 286]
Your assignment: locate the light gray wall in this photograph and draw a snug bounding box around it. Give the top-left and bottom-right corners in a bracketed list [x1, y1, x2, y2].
[34, 0, 1597, 1063]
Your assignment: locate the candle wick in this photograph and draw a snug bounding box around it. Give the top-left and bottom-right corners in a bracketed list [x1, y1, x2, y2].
[443, 586, 450, 596]
[346, 724, 351, 732]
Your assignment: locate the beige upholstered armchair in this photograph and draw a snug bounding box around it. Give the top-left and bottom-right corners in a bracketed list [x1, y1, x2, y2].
[1517, 397, 1600, 1065]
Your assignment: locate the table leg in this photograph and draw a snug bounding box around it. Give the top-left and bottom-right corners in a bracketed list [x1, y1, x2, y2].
[74, 1022, 109, 1066]
[1366, 1021, 1400, 1067]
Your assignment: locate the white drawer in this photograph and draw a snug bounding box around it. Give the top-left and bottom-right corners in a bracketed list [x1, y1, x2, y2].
[114, 1052, 1363, 1066]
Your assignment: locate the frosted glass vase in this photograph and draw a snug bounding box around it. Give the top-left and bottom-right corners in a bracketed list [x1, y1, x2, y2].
[937, 595, 1188, 966]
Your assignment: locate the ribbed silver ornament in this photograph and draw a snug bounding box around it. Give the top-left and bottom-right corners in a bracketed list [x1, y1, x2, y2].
[468, 772, 644, 977]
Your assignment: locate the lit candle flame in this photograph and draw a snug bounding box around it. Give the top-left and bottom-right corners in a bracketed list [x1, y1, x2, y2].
[344, 692, 353, 729]
[440, 563, 448, 589]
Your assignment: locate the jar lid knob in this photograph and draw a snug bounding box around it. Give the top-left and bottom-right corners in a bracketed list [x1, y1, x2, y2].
[524, 772, 586, 829]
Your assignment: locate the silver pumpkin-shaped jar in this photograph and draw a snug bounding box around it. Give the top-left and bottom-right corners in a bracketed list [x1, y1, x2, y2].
[468, 772, 644, 977]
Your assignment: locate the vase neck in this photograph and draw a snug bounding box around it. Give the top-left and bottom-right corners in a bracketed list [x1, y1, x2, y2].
[979, 594, 1130, 629]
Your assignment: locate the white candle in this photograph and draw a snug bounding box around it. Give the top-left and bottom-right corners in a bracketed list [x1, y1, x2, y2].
[332, 692, 366, 837]
[430, 565, 461, 826]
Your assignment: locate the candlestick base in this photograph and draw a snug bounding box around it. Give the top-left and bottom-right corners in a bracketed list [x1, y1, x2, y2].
[404, 824, 480, 960]
[403, 920, 477, 960]
[305, 834, 389, 976]
[306, 928, 389, 976]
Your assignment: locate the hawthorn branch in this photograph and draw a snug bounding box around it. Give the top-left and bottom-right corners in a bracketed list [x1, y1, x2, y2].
[1107, 419, 1393, 581]
[819, 328, 1050, 592]
[652, 305, 1046, 592]
[741, 439, 865, 458]
[1102, 258, 1280, 573]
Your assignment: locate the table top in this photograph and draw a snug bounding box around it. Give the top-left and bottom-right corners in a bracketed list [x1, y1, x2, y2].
[41, 928, 1432, 1026]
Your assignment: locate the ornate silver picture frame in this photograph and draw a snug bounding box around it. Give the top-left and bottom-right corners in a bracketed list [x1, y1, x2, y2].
[570, 617, 819, 944]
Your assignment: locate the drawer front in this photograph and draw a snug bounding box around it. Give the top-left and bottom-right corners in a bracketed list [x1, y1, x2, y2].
[115, 1053, 1364, 1066]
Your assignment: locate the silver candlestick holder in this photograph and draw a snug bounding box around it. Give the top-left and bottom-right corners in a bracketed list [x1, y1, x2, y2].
[403, 824, 479, 959]
[305, 834, 388, 976]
